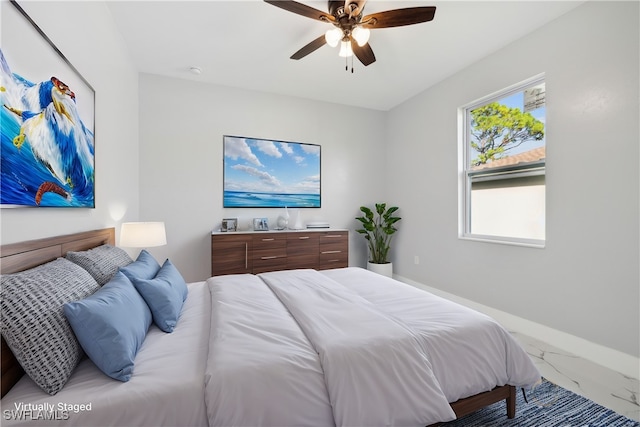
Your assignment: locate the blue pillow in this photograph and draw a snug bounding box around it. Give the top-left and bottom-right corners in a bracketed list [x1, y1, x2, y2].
[63, 272, 152, 381]
[119, 250, 161, 281]
[131, 259, 188, 333]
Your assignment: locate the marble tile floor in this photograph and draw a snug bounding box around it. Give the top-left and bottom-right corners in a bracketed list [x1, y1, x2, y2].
[511, 331, 639, 422]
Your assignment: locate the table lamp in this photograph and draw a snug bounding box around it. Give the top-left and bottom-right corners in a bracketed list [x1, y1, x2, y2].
[120, 222, 167, 248]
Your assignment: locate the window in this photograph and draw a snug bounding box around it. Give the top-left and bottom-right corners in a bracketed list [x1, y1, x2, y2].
[459, 75, 546, 246]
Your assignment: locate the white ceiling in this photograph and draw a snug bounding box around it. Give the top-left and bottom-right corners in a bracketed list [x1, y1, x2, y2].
[106, 0, 583, 111]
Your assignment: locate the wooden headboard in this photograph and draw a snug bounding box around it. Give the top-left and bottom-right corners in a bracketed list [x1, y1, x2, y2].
[0, 227, 116, 398]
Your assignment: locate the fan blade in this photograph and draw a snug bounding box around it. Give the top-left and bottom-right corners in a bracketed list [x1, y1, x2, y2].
[351, 39, 376, 66]
[362, 7, 436, 29]
[291, 35, 327, 60]
[264, 0, 335, 23]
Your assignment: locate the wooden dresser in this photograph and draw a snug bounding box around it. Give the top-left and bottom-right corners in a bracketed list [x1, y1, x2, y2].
[211, 229, 348, 276]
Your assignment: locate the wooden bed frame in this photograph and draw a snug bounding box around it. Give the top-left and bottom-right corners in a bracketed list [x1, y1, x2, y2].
[0, 227, 516, 424]
[429, 384, 516, 426]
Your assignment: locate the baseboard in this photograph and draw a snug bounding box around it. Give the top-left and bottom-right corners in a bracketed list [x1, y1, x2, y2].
[395, 274, 640, 381]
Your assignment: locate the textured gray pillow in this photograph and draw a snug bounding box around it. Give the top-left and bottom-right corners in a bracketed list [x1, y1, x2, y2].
[66, 244, 133, 286]
[0, 258, 100, 395]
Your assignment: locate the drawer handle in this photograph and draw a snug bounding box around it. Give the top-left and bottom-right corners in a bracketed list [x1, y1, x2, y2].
[261, 256, 279, 260]
[298, 236, 310, 240]
[327, 259, 340, 263]
[262, 238, 275, 241]
[325, 235, 342, 238]
[322, 250, 341, 254]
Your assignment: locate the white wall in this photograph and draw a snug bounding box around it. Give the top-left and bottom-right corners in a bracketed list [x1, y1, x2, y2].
[138, 74, 387, 282]
[471, 180, 546, 240]
[386, 1, 639, 358]
[0, 0, 140, 244]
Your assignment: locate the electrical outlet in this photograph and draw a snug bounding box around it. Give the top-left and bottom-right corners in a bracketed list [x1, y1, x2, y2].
[414, 255, 419, 265]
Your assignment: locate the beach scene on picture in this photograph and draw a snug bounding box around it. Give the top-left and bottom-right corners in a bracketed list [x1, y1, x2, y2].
[223, 136, 320, 208]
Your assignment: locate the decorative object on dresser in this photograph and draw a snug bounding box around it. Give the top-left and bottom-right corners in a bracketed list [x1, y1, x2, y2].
[355, 202, 401, 277]
[290, 208, 304, 229]
[211, 230, 349, 276]
[275, 207, 290, 230]
[253, 217, 269, 231]
[307, 221, 330, 229]
[221, 218, 238, 232]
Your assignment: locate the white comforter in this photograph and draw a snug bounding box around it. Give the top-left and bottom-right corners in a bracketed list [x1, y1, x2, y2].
[204, 268, 540, 427]
[204, 273, 334, 427]
[322, 268, 541, 402]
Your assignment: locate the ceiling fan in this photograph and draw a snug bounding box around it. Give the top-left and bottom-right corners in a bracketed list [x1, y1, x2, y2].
[264, 0, 436, 70]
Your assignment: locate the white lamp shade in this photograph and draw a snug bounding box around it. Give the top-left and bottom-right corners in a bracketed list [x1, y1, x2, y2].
[352, 26, 370, 47]
[338, 40, 353, 57]
[325, 28, 342, 48]
[120, 222, 167, 248]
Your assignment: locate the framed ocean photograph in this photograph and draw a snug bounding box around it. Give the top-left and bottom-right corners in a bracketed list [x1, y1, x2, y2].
[1, 1, 95, 208]
[223, 135, 321, 208]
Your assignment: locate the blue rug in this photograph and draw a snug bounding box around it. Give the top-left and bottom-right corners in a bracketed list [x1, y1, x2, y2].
[442, 379, 639, 426]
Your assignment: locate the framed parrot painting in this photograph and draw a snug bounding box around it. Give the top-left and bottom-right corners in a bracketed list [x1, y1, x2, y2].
[1, 0, 95, 208]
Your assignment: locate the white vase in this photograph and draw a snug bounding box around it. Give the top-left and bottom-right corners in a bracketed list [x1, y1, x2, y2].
[291, 209, 304, 230]
[277, 206, 290, 230]
[367, 261, 393, 278]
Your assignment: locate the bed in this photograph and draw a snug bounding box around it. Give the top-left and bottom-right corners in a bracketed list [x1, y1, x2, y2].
[1, 228, 540, 426]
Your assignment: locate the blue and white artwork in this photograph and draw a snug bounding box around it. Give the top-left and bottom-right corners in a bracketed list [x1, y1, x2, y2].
[223, 136, 321, 208]
[1, 2, 95, 208]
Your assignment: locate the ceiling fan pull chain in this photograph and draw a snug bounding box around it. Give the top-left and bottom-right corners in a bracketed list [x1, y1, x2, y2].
[351, 55, 354, 73]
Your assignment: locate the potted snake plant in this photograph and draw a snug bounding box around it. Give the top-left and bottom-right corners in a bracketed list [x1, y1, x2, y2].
[355, 203, 401, 277]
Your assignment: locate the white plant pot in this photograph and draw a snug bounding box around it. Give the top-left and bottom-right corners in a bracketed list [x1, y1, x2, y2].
[367, 262, 393, 278]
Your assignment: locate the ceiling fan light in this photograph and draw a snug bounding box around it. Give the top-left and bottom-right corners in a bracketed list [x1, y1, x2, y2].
[338, 40, 353, 57]
[325, 28, 342, 48]
[352, 26, 370, 47]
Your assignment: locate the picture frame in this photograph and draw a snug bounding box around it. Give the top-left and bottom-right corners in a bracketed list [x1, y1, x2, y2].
[253, 218, 269, 231]
[221, 218, 238, 232]
[223, 135, 321, 208]
[1, 1, 96, 208]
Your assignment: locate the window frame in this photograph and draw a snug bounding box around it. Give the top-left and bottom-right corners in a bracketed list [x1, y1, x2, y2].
[458, 74, 546, 248]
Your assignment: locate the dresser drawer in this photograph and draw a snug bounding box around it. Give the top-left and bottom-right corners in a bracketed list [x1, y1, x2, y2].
[287, 233, 319, 269]
[319, 230, 348, 241]
[287, 232, 319, 252]
[319, 231, 348, 250]
[253, 233, 287, 251]
[252, 233, 287, 273]
[318, 250, 348, 269]
[318, 231, 348, 269]
[252, 255, 287, 274]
